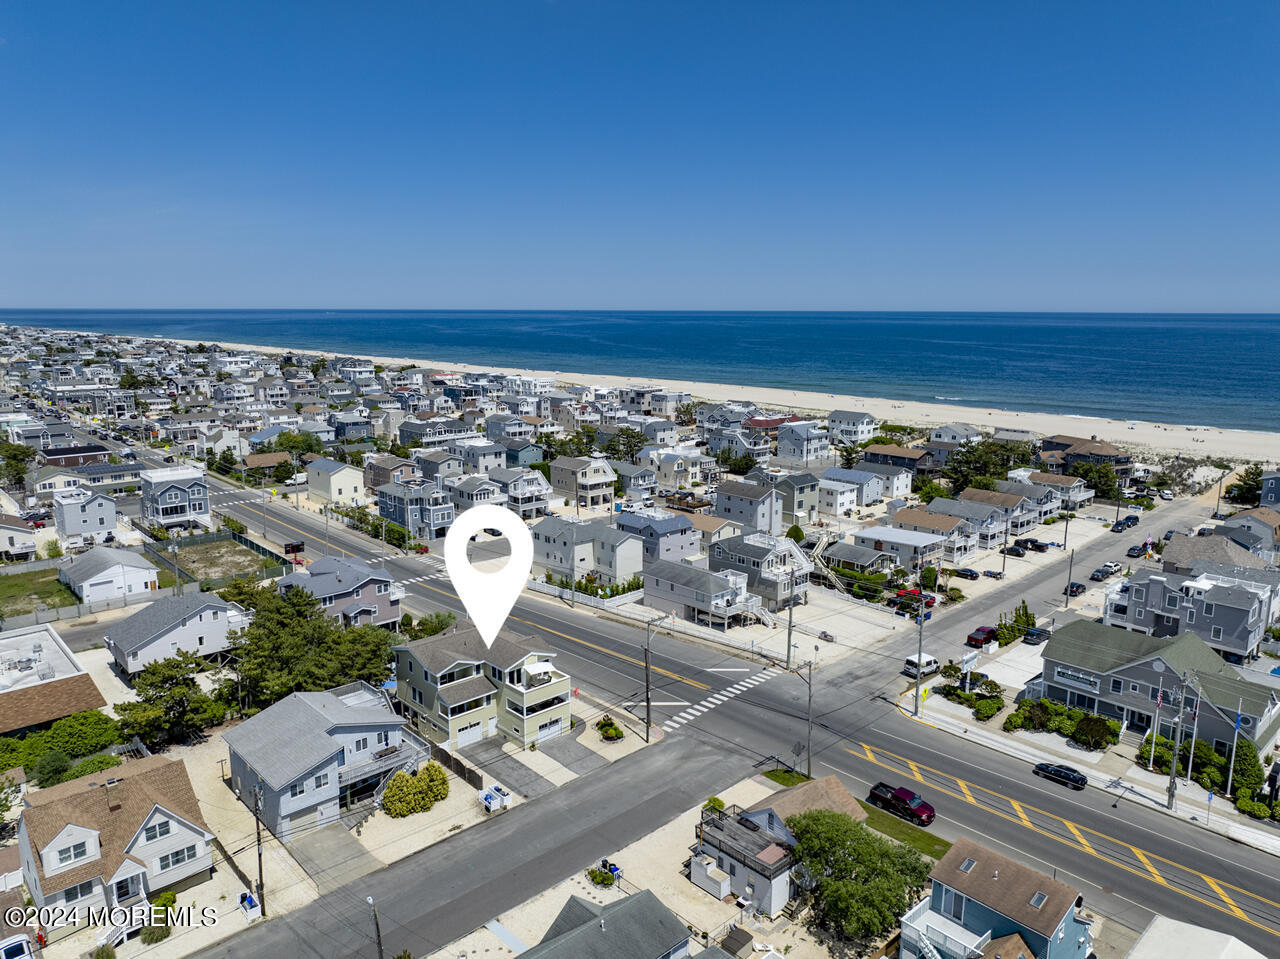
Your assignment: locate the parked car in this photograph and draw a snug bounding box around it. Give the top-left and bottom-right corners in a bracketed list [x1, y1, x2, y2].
[1013, 538, 1036, 549]
[1063, 582, 1086, 597]
[1163, 529, 1176, 541]
[1001, 545, 1026, 557]
[1111, 522, 1126, 532]
[1034, 762, 1088, 790]
[1103, 561, 1122, 574]
[1089, 568, 1109, 582]
[1160, 490, 1174, 501]
[1127, 544, 1147, 558]
[162, 454, 176, 463]
[867, 782, 935, 825]
[1024, 540, 1050, 553]
[982, 569, 1005, 579]
[896, 588, 937, 607]
[1022, 626, 1052, 645]
[966, 626, 997, 648]
[1124, 514, 1141, 526]
[952, 568, 980, 580]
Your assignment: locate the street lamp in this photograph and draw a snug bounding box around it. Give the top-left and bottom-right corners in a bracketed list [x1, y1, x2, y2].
[644, 611, 672, 742]
[790, 647, 819, 779]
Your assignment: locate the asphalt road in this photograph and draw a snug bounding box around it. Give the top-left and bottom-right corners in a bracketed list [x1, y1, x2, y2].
[168, 471, 1280, 955]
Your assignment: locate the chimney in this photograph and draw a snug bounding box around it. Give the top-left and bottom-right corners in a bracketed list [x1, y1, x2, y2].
[104, 778, 122, 812]
[992, 869, 999, 881]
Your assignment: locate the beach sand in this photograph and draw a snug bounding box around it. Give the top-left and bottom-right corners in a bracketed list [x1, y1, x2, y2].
[138, 334, 1280, 465]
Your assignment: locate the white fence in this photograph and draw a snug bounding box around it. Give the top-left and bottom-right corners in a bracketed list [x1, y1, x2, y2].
[526, 578, 642, 609]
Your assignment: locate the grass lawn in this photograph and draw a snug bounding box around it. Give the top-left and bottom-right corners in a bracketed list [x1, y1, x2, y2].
[155, 569, 178, 589]
[0, 568, 78, 616]
[763, 768, 811, 788]
[857, 800, 953, 860]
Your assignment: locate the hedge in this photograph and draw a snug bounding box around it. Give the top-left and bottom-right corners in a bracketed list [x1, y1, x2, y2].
[381, 762, 449, 818]
[1002, 698, 1120, 750]
[0, 711, 122, 775]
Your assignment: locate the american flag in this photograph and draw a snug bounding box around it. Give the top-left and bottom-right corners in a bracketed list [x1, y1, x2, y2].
[1156, 689, 1163, 708]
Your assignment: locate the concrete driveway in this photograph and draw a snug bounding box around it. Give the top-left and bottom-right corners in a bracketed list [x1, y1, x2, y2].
[286, 822, 383, 894]
[459, 738, 557, 800]
[536, 723, 608, 776]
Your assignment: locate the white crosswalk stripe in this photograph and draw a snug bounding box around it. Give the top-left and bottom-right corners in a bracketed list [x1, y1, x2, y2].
[658, 668, 782, 735]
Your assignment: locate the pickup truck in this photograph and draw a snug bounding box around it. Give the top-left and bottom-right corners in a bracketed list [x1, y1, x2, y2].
[867, 782, 935, 826]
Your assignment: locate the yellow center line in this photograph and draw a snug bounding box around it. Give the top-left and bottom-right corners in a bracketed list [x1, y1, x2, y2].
[408, 580, 712, 691]
[1009, 799, 1032, 828]
[957, 780, 977, 805]
[1203, 874, 1249, 921]
[1130, 846, 1167, 886]
[1065, 821, 1095, 856]
[906, 760, 924, 783]
[843, 746, 1280, 938]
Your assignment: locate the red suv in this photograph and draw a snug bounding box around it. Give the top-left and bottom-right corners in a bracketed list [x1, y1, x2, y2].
[966, 626, 997, 648]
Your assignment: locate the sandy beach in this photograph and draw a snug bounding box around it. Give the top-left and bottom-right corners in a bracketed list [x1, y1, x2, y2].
[96, 331, 1280, 465]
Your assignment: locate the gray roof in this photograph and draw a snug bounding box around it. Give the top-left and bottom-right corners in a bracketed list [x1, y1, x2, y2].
[716, 480, 774, 502]
[277, 556, 391, 598]
[645, 558, 735, 593]
[823, 541, 890, 567]
[828, 410, 874, 421]
[222, 684, 404, 791]
[1162, 533, 1266, 572]
[62, 546, 157, 586]
[821, 467, 880, 486]
[615, 511, 693, 536]
[307, 457, 355, 475]
[521, 889, 691, 959]
[848, 461, 911, 479]
[436, 674, 497, 705]
[926, 497, 1002, 523]
[716, 531, 785, 561]
[393, 620, 546, 675]
[105, 594, 236, 655]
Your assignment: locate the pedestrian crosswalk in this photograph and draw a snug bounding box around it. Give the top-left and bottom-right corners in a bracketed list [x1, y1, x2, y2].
[660, 666, 781, 732]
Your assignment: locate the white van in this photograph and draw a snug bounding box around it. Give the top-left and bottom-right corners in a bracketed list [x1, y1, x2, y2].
[903, 654, 940, 678]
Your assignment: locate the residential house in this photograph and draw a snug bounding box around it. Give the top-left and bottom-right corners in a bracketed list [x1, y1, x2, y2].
[445, 474, 506, 514]
[861, 443, 937, 476]
[995, 479, 1063, 522]
[745, 468, 821, 527]
[992, 427, 1039, 444]
[363, 455, 420, 492]
[18, 757, 215, 942]
[708, 531, 812, 612]
[643, 559, 761, 627]
[775, 421, 830, 464]
[519, 889, 719, 959]
[488, 467, 552, 520]
[306, 457, 366, 506]
[276, 556, 403, 628]
[1161, 533, 1267, 575]
[706, 428, 771, 466]
[530, 515, 643, 585]
[59, 546, 158, 603]
[930, 423, 982, 445]
[40, 445, 112, 469]
[647, 450, 700, 491]
[140, 466, 212, 531]
[838, 461, 912, 500]
[610, 461, 658, 500]
[223, 682, 428, 840]
[819, 467, 887, 506]
[27, 465, 84, 500]
[958, 487, 1038, 534]
[71, 462, 145, 495]
[850, 526, 944, 571]
[1038, 620, 1280, 748]
[890, 507, 978, 564]
[1126, 916, 1266, 959]
[1037, 435, 1132, 487]
[484, 413, 535, 443]
[0, 515, 37, 562]
[1103, 568, 1272, 662]
[816, 478, 861, 518]
[1223, 507, 1280, 559]
[549, 455, 617, 509]
[51, 488, 117, 546]
[0, 624, 106, 737]
[105, 594, 251, 675]
[412, 449, 464, 487]
[1261, 471, 1280, 508]
[900, 838, 1093, 959]
[926, 497, 1008, 550]
[499, 438, 545, 469]
[615, 508, 698, 564]
[393, 621, 572, 750]
[712, 480, 783, 537]
[686, 512, 740, 550]
[826, 410, 877, 445]
[1008, 469, 1095, 509]
[376, 481, 455, 540]
[820, 540, 894, 575]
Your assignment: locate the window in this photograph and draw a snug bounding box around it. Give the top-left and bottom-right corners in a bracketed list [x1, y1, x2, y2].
[1136, 609, 1145, 621]
[1211, 626, 1223, 640]
[159, 845, 197, 870]
[314, 773, 329, 789]
[58, 842, 88, 865]
[64, 880, 94, 904]
[1186, 609, 1195, 624]
[1110, 679, 1123, 694]
[1204, 603, 1215, 616]
[940, 886, 963, 922]
[144, 821, 171, 842]
[959, 858, 976, 874]
[376, 582, 388, 595]
[290, 781, 306, 798]
[354, 737, 368, 751]
[1030, 892, 1048, 909]
[1132, 587, 1145, 602]
[1130, 683, 1141, 694]
[376, 731, 387, 746]
[1164, 594, 1178, 609]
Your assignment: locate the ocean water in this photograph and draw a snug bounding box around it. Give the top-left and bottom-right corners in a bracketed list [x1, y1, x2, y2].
[3, 310, 1277, 432]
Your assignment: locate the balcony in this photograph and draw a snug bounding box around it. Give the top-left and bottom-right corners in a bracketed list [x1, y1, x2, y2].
[900, 899, 991, 959]
[338, 732, 429, 786]
[387, 585, 406, 602]
[516, 673, 570, 706]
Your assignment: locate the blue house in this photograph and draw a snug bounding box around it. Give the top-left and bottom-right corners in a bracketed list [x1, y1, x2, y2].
[900, 838, 1092, 959]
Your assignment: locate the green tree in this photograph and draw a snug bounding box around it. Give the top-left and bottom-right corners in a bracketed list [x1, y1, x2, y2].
[1068, 461, 1120, 500]
[942, 440, 1033, 493]
[785, 525, 805, 543]
[787, 808, 931, 942]
[34, 750, 71, 787]
[43, 710, 120, 757]
[915, 480, 949, 504]
[611, 426, 649, 462]
[0, 442, 36, 488]
[675, 402, 697, 425]
[1230, 737, 1265, 799]
[1225, 464, 1264, 505]
[967, 475, 999, 492]
[919, 566, 938, 591]
[0, 775, 17, 821]
[837, 445, 859, 470]
[703, 796, 726, 811]
[116, 652, 213, 747]
[218, 448, 237, 471]
[272, 461, 295, 484]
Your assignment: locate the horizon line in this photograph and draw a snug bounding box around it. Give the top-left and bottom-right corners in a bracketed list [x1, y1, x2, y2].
[2, 307, 1279, 317]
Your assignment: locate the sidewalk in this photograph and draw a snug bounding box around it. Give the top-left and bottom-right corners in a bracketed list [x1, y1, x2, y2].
[901, 684, 1280, 857]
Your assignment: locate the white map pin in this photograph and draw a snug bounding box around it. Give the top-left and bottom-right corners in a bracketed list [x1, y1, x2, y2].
[443, 504, 533, 648]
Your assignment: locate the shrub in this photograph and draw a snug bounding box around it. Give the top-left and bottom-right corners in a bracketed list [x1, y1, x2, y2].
[974, 698, 1002, 722]
[595, 715, 625, 740]
[1046, 714, 1076, 737]
[1236, 797, 1272, 819]
[703, 796, 725, 811]
[42, 710, 121, 758]
[152, 890, 177, 910]
[139, 925, 171, 944]
[93, 947, 117, 959]
[418, 761, 449, 805]
[34, 750, 71, 787]
[1070, 715, 1119, 750]
[587, 867, 615, 886]
[919, 566, 938, 591]
[1002, 711, 1024, 731]
[381, 771, 419, 818]
[978, 679, 1003, 698]
[62, 754, 122, 782]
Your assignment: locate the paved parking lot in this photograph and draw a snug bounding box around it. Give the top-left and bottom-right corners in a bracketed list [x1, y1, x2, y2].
[536, 720, 609, 776]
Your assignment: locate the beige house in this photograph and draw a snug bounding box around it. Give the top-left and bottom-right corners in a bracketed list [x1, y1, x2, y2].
[305, 457, 366, 506]
[549, 455, 616, 509]
[392, 621, 572, 750]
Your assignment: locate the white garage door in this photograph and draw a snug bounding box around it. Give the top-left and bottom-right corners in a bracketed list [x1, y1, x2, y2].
[457, 721, 483, 747]
[287, 807, 318, 838]
[537, 718, 564, 742]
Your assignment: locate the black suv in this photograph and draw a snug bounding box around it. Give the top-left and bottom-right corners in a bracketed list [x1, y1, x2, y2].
[1126, 544, 1146, 558]
[1034, 762, 1087, 790]
[1063, 582, 1086, 597]
[1001, 545, 1026, 557]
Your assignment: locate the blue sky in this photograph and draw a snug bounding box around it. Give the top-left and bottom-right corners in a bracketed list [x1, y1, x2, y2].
[1, 1, 1277, 310]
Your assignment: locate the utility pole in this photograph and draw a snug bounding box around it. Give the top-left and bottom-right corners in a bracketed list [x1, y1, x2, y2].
[1063, 549, 1075, 608]
[644, 611, 670, 743]
[913, 596, 926, 717]
[367, 897, 385, 959]
[260, 473, 268, 538]
[1148, 677, 1163, 771]
[1000, 521, 1009, 576]
[1226, 696, 1244, 798]
[568, 519, 578, 609]
[1061, 510, 1070, 551]
[1185, 678, 1201, 786]
[253, 781, 266, 917]
[806, 656, 814, 779]
[1215, 470, 1227, 518]
[1167, 672, 1188, 810]
[785, 568, 795, 670]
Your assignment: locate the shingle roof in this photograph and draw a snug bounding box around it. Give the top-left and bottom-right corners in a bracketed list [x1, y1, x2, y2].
[521, 889, 691, 959]
[437, 674, 497, 705]
[0, 674, 106, 736]
[61, 546, 157, 587]
[307, 457, 356, 475]
[22, 757, 210, 896]
[746, 774, 867, 824]
[931, 837, 1080, 939]
[959, 488, 1028, 509]
[393, 621, 544, 676]
[277, 556, 391, 598]
[1162, 534, 1266, 572]
[716, 480, 774, 502]
[105, 594, 237, 655]
[222, 685, 404, 790]
[644, 558, 737, 593]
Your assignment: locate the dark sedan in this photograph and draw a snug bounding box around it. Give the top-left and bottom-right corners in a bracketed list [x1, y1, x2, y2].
[1126, 544, 1147, 558]
[1063, 582, 1086, 597]
[1089, 568, 1109, 582]
[1001, 545, 1026, 557]
[952, 568, 980, 580]
[1034, 762, 1088, 790]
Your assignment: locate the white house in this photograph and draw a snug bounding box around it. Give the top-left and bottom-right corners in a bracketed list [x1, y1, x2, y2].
[58, 546, 158, 603]
[306, 457, 366, 506]
[52, 488, 117, 546]
[930, 423, 982, 445]
[105, 593, 251, 674]
[827, 410, 878, 445]
[0, 514, 37, 562]
[850, 525, 945, 571]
